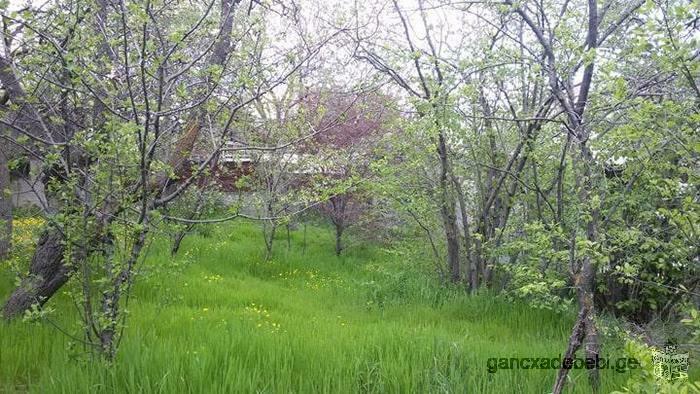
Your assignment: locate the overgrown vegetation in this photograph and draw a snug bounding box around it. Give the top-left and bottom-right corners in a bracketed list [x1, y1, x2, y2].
[0, 0, 697, 392]
[1, 219, 679, 393]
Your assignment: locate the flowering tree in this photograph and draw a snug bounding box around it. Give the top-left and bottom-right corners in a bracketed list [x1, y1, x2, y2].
[302, 89, 395, 255]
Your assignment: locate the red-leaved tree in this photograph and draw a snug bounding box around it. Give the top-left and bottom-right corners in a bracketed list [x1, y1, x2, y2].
[301, 89, 395, 255]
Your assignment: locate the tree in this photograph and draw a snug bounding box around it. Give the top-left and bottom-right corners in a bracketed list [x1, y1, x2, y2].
[350, 0, 465, 283]
[350, 0, 555, 288]
[244, 79, 312, 258]
[0, 145, 10, 260]
[301, 89, 394, 255]
[0, 0, 337, 360]
[499, 0, 673, 390]
[348, 1, 697, 390]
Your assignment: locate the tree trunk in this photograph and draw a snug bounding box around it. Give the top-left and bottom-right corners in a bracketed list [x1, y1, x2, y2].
[578, 145, 602, 388]
[453, 175, 475, 291]
[169, 190, 208, 256]
[444, 220, 460, 283]
[437, 132, 460, 283]
[98, 225, 147, 361]
[552, 304, 589, 394]
[2, 228, 67, 319]
[302, 222, 307, 256]
[335, 223, 344, 256]
[551, 138, 602, 392]
[286, 222, 291, 252]
[263, 220, 276, 260]
[170, 229, 188, 256]
[552, 255, 600, 394]
[0, 148, 11, 260]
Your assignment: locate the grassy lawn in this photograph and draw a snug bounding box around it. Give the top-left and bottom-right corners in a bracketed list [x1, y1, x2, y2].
[0, 222, 641, 393]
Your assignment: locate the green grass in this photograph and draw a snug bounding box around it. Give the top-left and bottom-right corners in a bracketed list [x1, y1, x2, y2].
[0, 222, 639, 393]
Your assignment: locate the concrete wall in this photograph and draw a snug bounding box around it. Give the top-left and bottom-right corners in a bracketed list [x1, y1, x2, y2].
[11, 160, 47, 209]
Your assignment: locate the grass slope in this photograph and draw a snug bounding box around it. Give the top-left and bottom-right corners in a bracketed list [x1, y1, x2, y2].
[0, 222, 637, 393]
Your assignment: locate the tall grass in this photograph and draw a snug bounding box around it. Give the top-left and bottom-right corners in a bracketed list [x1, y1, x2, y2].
[1, 221, 639, 392]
